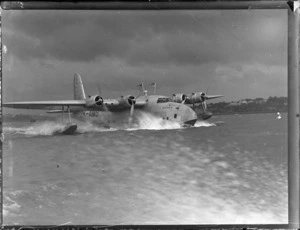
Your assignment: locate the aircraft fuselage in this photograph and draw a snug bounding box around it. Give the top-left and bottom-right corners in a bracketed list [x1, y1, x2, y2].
[75, 95, 198, 127]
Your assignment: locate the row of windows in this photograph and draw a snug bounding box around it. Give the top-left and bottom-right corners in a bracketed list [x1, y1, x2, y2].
[163, 114, 177, 120]
[157, 97, 172, 103]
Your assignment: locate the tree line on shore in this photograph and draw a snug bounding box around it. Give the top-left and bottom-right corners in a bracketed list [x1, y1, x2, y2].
[206, 96, 287, 115]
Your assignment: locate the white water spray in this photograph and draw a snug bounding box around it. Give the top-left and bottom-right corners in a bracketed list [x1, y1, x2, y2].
[75, 120, 117, 133]
[194, 120, 216, 128]
[4, 122, 66, 136]
[3, 115, 219, 136]
[133, 112, 182, 130]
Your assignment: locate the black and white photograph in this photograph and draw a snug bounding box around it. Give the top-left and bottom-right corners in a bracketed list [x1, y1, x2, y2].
[2, 8, 288, 225]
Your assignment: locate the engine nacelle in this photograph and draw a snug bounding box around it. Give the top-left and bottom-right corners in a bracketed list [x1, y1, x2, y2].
[172, 93, 187, 103]
[118, 95, 136, 107]
[127, 95, 136, 106]
[85, 95, 104, 108]
[189, 92, 206, 104]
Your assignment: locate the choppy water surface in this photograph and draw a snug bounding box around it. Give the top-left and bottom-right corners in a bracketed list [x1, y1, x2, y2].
[3, 113, 288, 225]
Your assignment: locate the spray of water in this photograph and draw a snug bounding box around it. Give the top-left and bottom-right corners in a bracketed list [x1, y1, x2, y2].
[194, 120, 216, 128]
[75, 120, 117, 133]
[3, 114, 219, 136]
[4, 122, 66, 136]
[132, 113, 219, 130]
[130, 112, 182, 130]
[3, 121, 112, 137]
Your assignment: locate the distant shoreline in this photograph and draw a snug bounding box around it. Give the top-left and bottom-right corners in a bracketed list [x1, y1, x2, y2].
[3, 111, 287, 123]
[212, 111, 287, 116]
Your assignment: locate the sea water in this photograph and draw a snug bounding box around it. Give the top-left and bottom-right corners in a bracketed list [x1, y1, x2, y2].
[2, 113, 288, 225]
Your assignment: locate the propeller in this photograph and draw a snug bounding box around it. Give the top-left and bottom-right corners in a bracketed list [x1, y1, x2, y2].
[201, 88, 210, 115]
[200, 92, 208, 102]
[200, 91, 208, 112]
[128, 83, 149, 124]
[96, 84, 108, 111]
[94, 95, 104, 106]
[201, 87, 224, 101]
[200, 87, 210, 102]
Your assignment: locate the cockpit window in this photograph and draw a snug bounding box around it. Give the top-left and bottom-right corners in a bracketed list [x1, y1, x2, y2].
[157, 97, 171, 103]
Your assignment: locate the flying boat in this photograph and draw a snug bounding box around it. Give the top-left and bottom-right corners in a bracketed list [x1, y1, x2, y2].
[3, 73, 223, 134]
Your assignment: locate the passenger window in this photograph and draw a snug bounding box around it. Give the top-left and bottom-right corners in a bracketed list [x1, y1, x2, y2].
[174, 114, 177, 119]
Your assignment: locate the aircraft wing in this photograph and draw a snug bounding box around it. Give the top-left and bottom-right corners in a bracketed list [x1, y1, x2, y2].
[3, 98, 147, 112]
[3, 100, 86, 110]
[204, 95, 224, 100]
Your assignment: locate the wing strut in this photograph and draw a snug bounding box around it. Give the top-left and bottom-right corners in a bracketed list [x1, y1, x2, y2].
[68, 106, 71, 123]
[62, 106, 64, 122]
[61, 105, 71, 123]
[60, 105, 77, 134]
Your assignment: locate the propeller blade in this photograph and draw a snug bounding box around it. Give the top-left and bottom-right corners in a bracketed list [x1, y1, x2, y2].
[130, 103, 134, 117]
[201, 101, 207, 112]
[96, 84, 102, 96]
[128, 103, 134, 125]
[205, 86, 209, 95]
[128, 96, 136, 125]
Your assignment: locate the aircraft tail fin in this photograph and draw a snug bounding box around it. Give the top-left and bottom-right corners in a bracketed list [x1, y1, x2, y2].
[74, 73, 86, 100]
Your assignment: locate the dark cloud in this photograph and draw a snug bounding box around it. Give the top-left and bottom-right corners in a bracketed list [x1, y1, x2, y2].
[4, 10, 87, 38]
[2, 10, 287, 104]
[3, 10, 286, 66]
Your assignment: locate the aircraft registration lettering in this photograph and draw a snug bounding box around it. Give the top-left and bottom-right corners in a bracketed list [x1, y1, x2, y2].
[83, 111, 100, 117]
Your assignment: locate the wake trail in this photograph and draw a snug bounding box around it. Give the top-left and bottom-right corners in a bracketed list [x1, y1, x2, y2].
[194, 120, 217, 127]
[3, 121, 66, 136]
[3, 115, 221, 136]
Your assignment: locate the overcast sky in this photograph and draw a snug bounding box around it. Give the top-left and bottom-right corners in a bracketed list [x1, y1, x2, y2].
[2, 9, 287, 104]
